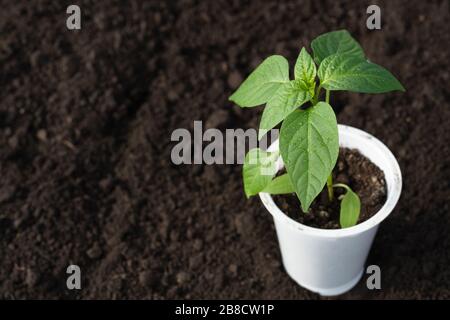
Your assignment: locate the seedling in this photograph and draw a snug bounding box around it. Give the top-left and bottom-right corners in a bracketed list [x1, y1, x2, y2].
[230, 30, 404, 228]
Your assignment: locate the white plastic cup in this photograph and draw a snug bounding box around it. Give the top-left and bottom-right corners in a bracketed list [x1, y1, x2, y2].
[259, 125, 402, 296]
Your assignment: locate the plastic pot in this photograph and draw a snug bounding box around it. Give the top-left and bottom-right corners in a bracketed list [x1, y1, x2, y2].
[259, 124, 402, 296]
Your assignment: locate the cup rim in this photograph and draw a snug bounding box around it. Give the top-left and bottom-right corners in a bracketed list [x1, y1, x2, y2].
[259, 124, 402, 238]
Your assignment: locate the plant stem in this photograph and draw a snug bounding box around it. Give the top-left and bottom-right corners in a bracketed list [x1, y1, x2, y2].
[312, 85, 322, 105]
[327, 174, 334, 201]
[325, 89, 333, 201]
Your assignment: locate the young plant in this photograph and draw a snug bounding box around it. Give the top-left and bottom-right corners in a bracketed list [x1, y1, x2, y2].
[230, 30, 404, 228]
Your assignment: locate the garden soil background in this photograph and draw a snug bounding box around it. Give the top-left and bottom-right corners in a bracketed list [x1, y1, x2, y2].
[0, 0, 449, 299]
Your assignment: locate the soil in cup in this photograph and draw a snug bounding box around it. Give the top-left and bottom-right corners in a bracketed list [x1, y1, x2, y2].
[273, 148, 386, 229]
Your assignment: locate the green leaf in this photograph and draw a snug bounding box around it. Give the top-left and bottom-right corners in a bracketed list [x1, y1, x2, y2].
[318, 54, 405, 93]
[339, 186, 361, 228]
[311, 30, 365, 64]
[262, 174, 295, 194]
[279, 102, 339, 212]
[243, 148, 278, 198]
[294, 47, 317, 86]
[258, 79, 312, 140]
[229, 55, 289, 107]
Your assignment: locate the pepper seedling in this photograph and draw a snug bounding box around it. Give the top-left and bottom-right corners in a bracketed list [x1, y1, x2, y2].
[230, 30, 404, 228]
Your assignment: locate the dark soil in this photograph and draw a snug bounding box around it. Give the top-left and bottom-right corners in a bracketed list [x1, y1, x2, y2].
[274, 148, 386, 229]
[0, 0, 449, 299]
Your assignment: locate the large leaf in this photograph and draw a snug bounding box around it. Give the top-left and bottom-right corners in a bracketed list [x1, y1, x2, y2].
[311, 30, 365, 64]
[339, 186, 361, 228]
[229, 55, 289, 107]
[258, 79, 312, 140]
[294, 47, 317, 86]
[318, 53, 405, 93]
[262, 174, 295, 194]
[279, 102, 339, 212]
[242, 148, 278, 198]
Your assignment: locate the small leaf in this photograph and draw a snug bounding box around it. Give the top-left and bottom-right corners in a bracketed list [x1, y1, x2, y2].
[279, 102, 339, 212]
[294, 47, 317, 86]
[243, 148, 278, 198]
[318, 54, 405, 93]
[339, 187, 361, 228]
[229, 55, 289, 107]
[262, 174, 295, 194]
[311, 30, 365, 64]
[258, 79, 312, 140]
